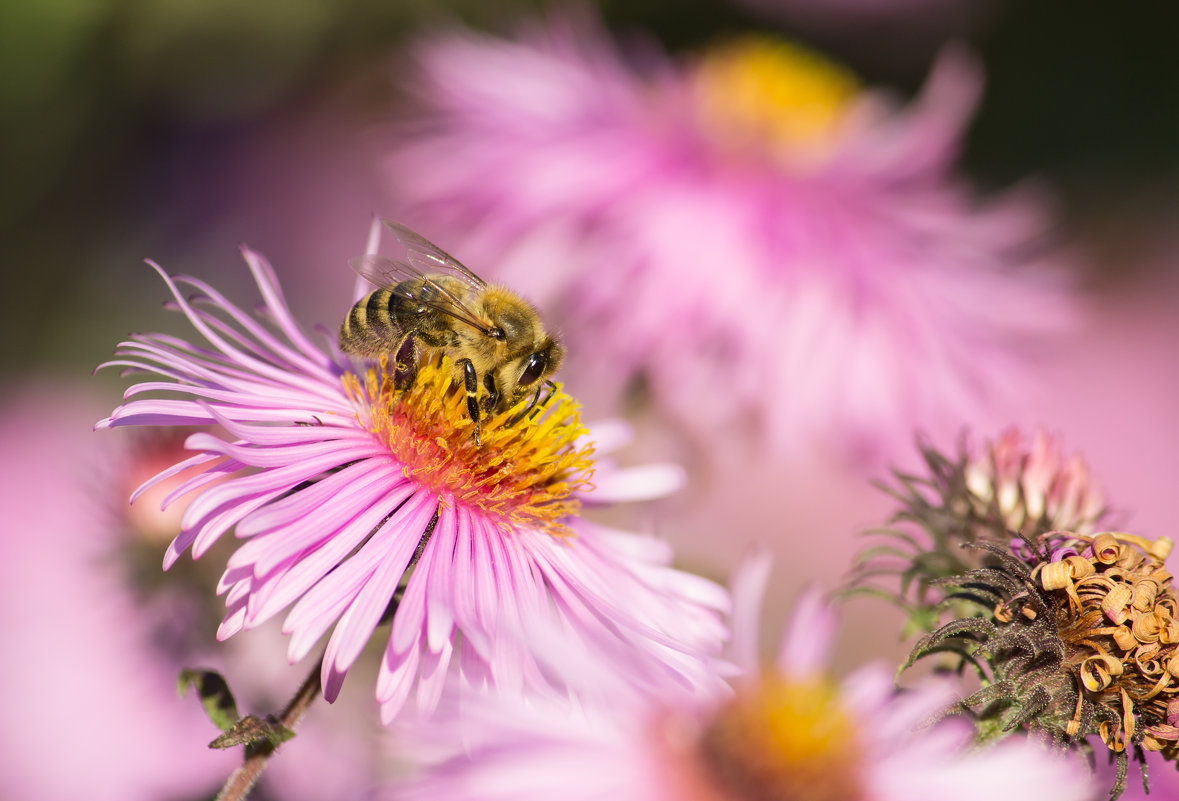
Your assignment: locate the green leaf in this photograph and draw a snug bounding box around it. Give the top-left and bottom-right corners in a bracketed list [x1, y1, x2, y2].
[178, 669, 239, 732]
[208, 714, 296, 751]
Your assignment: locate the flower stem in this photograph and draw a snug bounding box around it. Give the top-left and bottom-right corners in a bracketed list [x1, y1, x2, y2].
[214, 655, 324, 801]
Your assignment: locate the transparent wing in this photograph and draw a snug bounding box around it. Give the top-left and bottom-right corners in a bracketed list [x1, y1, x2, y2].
[381, 219, 487, 291]
[349, 253, 493, 336]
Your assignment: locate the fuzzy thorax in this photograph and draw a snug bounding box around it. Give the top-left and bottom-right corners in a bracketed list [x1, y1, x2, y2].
[343, 356, 593, 537]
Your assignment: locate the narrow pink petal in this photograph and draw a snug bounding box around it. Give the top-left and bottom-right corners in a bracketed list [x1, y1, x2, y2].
[230, 466, 401, 577]
[729, 548, 773, 675]
[470, 514, 500, 641]
[458, 638, 491, 692]
[217, 596, 248, 641]
[323, 496, 439, 693]
[449, 507, 493, 659]
[776, 586, 836, 677]
[377, 644, 421, 724]
[158, 458, 243, 510]
[179, 445, 379, 532]
[415, 637, 454, 717]
[250, 483, 418, 629]
[424, 507, 459, 652]
[174, 272, 337, 381]
[128, 451, 223, 505]
[183, 432, 377, 470]
[391, 532, 435, 655]
[586, 463, 685, 503]
[485, 533, 524, 697]
[240, 247, 340, 371]
[185, 485, 289, 562]
[286, 572, 368, 665]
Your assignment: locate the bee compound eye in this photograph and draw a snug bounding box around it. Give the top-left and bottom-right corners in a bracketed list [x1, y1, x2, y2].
[519, 352, 547, 386]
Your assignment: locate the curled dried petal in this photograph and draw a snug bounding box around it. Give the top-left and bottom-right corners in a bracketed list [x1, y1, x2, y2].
[1092, 533, 1122, 565]
[1102, 582, 1134, 625]
[1081, 653, 1124, 692]
[1041, 560, 1073, 592]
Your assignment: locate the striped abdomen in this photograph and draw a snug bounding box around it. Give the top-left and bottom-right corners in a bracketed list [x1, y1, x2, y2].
[339, 287, 404, 358]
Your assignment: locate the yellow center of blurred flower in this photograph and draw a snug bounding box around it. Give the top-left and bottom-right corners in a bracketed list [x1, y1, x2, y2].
[693, 36, 860, 163]
[343, 357, 593, 537]
[700, 676, 865, 801]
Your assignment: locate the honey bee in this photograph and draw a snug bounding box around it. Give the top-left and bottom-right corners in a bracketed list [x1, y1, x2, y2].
[340, 220, 564, 445]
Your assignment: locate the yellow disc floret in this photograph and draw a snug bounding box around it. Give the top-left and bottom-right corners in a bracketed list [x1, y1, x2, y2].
[343, 357, 594, 537]
[693, 36, 860, 163]
[700, 676, 866, 801]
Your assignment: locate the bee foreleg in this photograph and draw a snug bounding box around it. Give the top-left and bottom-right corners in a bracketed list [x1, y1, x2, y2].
[460, 358, 482, 446]
[506, 384, 545, 428]
[481, 373, 499, 415]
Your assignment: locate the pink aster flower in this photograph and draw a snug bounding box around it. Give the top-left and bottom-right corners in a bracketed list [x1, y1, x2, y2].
[384, 15, 1075, 460]
[96, 228, 730, 724]
[386, 556, 1093, 801]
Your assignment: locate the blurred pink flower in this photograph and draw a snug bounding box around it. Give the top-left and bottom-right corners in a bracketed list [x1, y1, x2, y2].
[0, 384, 232, 800]
[96, 232, 730, 723]
[385, 16, 1075, 462]
[387, 557, 1093, 801]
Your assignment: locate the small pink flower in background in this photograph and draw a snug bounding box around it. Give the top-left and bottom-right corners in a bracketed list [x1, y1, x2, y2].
[96, 228, 730, 724]
[384, 15, 1076, 462]
[385, 556, 1094, 801]
[964, 426, 1106, 536]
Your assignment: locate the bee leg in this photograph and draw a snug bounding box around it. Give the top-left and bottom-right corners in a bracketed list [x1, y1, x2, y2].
[481, 373, 499, 415]
[506, 384, 545, 428]
[392, 332, 418, 390]
[460, 358, 482, 446]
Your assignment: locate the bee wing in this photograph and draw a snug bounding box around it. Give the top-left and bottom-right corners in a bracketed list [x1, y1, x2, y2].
[349, 253, 494, 336]
[381, 220, 488, 291]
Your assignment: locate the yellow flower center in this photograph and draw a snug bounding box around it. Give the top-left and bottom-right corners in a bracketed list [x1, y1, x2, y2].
[693, 36, 860, 163]
[700, 677, 865, 801]
[342, 357, 594, 537]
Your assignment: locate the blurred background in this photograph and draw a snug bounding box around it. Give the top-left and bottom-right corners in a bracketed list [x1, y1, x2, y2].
[1, 0, 1177, 798]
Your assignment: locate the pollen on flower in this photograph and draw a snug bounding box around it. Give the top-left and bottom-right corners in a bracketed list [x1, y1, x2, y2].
[342, 356, 594, 537]
[692, 36, 860, 159]
[699, 676, 865, 801]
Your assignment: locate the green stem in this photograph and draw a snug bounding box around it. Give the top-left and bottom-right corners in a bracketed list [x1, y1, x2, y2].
[214, 655, 323, 801]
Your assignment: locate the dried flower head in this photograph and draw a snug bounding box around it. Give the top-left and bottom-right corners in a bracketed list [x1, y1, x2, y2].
[902, 529, 1178, 798]
[848, 428, 1108, 634]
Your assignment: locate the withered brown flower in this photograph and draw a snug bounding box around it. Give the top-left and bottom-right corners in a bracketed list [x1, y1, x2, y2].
[904, 530, 1178, 799]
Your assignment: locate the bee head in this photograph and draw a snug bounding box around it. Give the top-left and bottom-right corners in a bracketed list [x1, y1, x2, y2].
[497, 336, 565, 410]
